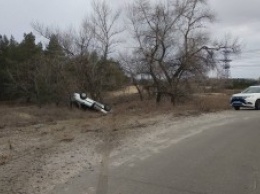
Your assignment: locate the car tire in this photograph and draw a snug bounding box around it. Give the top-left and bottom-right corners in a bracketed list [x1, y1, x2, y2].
[255, 100, 260, 110]
[104, 105, 111, 112]
[80, 93, 87, 100]
[234, 106, 240, 110]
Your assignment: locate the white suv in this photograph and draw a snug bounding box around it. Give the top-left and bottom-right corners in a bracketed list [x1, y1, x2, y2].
[230, 86, 260, 110]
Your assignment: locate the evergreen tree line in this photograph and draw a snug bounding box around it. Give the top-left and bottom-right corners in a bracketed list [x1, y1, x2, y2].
[0, 32, 127, 106]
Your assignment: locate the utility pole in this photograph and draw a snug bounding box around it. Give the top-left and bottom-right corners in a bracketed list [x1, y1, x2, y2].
[220, 47, 232, 79]
[219, 47, 232, 88]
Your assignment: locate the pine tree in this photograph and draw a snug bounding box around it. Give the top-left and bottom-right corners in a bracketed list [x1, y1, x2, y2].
[17, 32, 42, 62]
[45, 34, 64, 57]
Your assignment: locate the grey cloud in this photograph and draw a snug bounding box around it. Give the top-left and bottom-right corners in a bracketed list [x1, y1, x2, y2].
[0, 0, 90, 40]
[210, 0, 260, 25]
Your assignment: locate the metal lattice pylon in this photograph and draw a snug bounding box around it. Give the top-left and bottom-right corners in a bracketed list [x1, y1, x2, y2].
[220, 48, 232, 79]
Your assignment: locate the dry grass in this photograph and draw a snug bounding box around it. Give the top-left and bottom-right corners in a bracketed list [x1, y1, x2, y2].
[109, 86, 138, 97]
[0, 153, 12, 166]
[186, 93, 230, 113]
[59, 132, 75, 142]
[109, 92, 230, 117]
[0, 105, 100, 129]
[0, 92, 230, 130]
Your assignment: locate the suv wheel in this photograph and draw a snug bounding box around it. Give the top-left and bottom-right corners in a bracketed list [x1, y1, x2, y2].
[104, 105, 111, 112]
[80, 93, 87, 100]
[234, 106, 240, 110]
[255, 100, 260, 110]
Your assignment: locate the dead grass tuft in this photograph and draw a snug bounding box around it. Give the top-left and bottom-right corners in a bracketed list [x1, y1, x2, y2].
[191, 94, 230, 112]
[0, 153, 12, 166]
[0, 92, 230, 132]
[109, 92, 230, 117]
[59, 133, 75, 142]
[0, 124, 6, 129]
[0, 105, 94, 128]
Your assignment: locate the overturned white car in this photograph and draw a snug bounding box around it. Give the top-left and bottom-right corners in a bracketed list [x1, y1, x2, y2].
[70, 93, 111, 114]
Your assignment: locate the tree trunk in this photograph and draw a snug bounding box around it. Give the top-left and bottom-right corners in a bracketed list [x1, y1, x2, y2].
[136, 85, 143, 101]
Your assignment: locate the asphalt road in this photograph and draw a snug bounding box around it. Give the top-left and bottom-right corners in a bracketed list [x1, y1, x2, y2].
[53, 110, 260, 194]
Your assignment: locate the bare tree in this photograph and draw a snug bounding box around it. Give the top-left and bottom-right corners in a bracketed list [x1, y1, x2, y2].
[72, 0, 124, 100]
[32, 0, 125, 101]
[127, 0, 240, 104]
[119, 52, 149, 101]
[82, 0, 124, 60]
[32, 22, 77, 56]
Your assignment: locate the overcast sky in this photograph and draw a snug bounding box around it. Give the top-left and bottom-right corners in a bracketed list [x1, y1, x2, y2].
[0, 0, 260, 79]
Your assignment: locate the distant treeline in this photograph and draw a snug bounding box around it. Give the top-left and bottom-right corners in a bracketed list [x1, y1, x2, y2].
[0, 33, 127, 105]
[230, 78, 259, 89]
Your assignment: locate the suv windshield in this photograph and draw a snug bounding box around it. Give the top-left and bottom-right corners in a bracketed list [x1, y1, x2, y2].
[242, 87, 260, 93]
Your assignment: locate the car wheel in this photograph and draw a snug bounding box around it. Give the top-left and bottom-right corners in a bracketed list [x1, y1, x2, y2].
[234, 106, 240, 110]
[104, 105, 111, 112]
[80, 93, 87, 100]
[255, 100, 260, 110]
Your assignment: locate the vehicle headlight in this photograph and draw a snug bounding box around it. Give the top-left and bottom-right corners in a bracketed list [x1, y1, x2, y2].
[244, 95, 254, 99]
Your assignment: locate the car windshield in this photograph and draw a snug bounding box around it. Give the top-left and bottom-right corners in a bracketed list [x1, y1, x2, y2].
[241, 87, 260, 93]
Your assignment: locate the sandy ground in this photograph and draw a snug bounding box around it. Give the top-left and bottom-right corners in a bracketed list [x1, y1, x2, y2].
[0, 105, 170, 194]
[0, 101, 231, 194]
